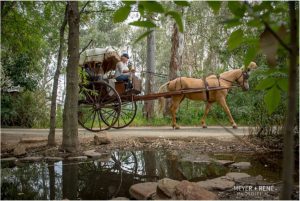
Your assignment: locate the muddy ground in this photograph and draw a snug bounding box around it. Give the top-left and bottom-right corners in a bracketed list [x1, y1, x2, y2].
[1, 128, 298, 200]
[1, 130, 265, 158]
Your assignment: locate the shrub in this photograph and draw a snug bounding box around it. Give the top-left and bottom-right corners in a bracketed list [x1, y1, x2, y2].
[1, 91, 49, 128]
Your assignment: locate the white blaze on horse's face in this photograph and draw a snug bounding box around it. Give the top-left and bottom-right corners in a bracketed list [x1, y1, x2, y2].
[243, 81, 249, 91]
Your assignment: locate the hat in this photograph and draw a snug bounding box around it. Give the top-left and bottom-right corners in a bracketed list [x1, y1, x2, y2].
[121, 53, 129, 59]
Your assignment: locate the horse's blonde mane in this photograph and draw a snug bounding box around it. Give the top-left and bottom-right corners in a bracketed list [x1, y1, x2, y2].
[220, 68, 241, 77]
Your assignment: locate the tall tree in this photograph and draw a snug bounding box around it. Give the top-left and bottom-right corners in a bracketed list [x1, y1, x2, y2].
[48, 161, 56, 200]
[169, 23, 183, 80]
[281, 2, 298, 199]
[62, 161, 78, 199]
[164, 22, 184, 114]
[62, 1, 80, 152]
[48, 3, 68, 146]
[143, 151, 157, 181]
[143, 30, 155, 119]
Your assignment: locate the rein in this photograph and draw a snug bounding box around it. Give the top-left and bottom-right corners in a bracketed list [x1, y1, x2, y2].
[204, 71, 249, 101]
[218, 71, 249, 88]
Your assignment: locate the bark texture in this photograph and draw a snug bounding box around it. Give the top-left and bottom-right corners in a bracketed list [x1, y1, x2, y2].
[169, 23, 183, 81]
[62, 1, 80, 152]
[48, 161, 55, 200]
[280, 1, 298, 199]
[164, 23, 184, 115]
[48, 4, 68, 146]
[62, 161, 78, 199]
[143, 30, 155, 119]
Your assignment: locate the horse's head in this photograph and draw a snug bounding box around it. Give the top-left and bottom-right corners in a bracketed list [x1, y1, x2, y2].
[237, 62, 257, 91]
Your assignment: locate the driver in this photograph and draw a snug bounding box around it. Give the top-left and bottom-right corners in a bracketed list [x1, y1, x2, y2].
[115, 53, 135, 89]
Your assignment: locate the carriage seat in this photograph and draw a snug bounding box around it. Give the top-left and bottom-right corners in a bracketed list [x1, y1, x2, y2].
[114, 80, 141, 95]
[114, 81, 126, 94]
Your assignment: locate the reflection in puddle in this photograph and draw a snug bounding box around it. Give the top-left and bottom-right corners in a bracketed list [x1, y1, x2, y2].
[1, 150, 284, 200]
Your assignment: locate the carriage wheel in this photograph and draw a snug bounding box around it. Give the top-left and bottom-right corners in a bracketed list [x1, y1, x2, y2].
[78, 82, 121, 132]
[112, 101, 137, 129]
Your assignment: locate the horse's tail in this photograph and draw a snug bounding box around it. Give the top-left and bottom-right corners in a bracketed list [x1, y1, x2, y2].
[158, 81, 170, 113]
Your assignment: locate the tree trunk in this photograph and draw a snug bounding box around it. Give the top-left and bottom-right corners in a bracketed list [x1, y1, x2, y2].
[143, 30, 155, 119]
[62, 160, 78, 199]
[143, 151, 156, 181]
[48, 161, 56, 200]
[62, 1, 80, 153]
[48, 3, 68, 146]
[164, 23, 184, 115]
[169, 23, 183, 80]
[280, 1, 298, 199]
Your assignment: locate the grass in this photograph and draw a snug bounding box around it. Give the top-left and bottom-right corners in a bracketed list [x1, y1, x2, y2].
[130, 103, 237, 127]
[42, 100, 253, 128]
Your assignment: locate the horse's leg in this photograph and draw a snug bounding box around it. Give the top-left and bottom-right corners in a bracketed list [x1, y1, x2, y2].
[201, 102, 212, 128]
[170, 95, 184, 129]
[217, 98, 237, 129]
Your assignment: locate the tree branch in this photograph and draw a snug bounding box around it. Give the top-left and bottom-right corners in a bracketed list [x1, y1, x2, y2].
[263, 22, 292, 53]
[79, 1, 90, 15]
[244, 1, 292, 53]
[79, 39, 93, 55]
[81, 9, 118, 14]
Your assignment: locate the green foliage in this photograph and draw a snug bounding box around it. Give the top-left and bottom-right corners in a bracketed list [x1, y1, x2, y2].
[174, 1, 190, 7]
[254, 67, 289, 114]
[1, 91, 49, 128]
[227, 29, 243, 50]
[208, 1, 293, 115]
[2, 54, 40, 91]
[165, 11, 184, 32]
[134, 30, 154, 44]
[129, 20, 156, 28]
[228, 1, 246, 17]
[113, 0, 189, 44]
[255, 77, 276, 90]
[244, 45, 258, 67]
[207, 1, 222, 14]
[264, 85, 281, 114]
[113, 5, 131, 23]
[277, 78, 288, 91]
[140, 1, 165, 13]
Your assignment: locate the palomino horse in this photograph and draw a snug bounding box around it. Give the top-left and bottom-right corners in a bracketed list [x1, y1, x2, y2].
[158, 62, 257, 129]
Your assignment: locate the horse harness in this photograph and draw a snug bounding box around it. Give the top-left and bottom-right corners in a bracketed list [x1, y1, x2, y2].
[169, 70, 249, 102]
[204, 71, 249, 102]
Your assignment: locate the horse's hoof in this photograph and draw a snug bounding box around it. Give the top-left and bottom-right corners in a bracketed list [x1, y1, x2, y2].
[172, 125, 180, 130]
[232, 125, 238, 129]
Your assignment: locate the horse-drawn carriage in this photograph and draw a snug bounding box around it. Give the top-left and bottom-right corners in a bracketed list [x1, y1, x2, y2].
[78, 47, 142, 132]
[78, 47, 257, 132]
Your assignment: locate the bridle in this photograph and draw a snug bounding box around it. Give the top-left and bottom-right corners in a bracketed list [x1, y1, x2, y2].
[219, 71, 249, 89]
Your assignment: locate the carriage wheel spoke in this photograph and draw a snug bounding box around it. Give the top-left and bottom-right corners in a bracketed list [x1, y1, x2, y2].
[90, 111, 97, 129]
[120, 108, 133, 111]
[97, 85, 103, 102]
[97, 110, 102, 130]
[101, 109, 115, 119]
[82, 108, 94, 125]
[85, 91, 95, 104]
[120, 113, 127, 124]
[101, 105, 118, 109]
[121, 111, 132, 119]
[79, 82, 121, 131]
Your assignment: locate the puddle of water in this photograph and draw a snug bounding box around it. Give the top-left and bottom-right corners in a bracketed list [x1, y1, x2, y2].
[1, 150, 295, 200]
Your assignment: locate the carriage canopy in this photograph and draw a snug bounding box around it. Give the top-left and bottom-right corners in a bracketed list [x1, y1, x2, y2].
[79, 47, 121, 74]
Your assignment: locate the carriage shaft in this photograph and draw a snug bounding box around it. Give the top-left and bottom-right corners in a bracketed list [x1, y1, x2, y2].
[132, 86, 234, 101]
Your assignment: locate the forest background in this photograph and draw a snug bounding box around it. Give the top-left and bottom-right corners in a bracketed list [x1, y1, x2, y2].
[1, 1, 298, 147]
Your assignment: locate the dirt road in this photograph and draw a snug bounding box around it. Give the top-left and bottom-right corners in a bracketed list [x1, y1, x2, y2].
[1, 126, 250, 143]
